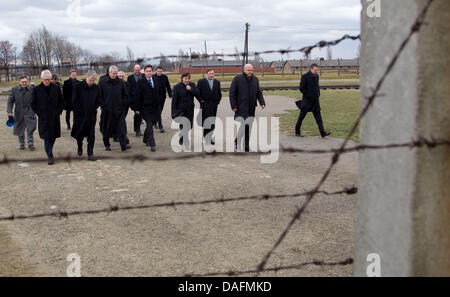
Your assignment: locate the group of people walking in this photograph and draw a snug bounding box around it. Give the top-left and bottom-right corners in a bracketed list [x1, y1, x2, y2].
[6, 63, 330, 165]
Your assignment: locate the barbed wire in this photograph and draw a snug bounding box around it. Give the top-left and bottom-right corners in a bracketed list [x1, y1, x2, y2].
[254, 0, 436, 276]
[0, 187, 357, 222]
[0, 138, 447, 167]
[0, 34, 360, 71]
[182, 258, 354, 277]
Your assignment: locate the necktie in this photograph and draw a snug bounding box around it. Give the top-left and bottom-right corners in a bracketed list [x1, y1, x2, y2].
[148, 78, 153, 88]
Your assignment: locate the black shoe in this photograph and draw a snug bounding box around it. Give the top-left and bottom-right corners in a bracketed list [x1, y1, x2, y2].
[295, 133, 304, 137]
[48, 157, 55, 165]
[151, 146, 156, 152]
[321, 132, 331, 138]
[105, 146, 111, 151]
[77, 148, 83, 156]
[121, 144, 131, 151]
[29, 144, 36, 151]
[67, 125, 71, 130]
[125, 137, 130, 145]
[160, 129, 165, 133]
[19, 144, 25, 150]
[88, 155, 97, 161]
[179, 138, 183, 145]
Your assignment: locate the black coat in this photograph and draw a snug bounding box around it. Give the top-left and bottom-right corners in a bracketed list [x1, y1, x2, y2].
[299, 71, 321, 112]
[71, 80, 100, 139]
[135, 76, 161, 122]
[62, 78, 79, 111]
[98, 76, 129, 138]
[126, 73, 145, 110]
[171, 82, 200, 119]
[152, 73, 173, 102]
[31, 83, 64, 140]
[229, 73, 265, 119]
[197, 77, 222, 119]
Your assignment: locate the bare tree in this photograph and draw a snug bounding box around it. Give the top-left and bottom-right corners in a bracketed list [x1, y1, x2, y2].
[0, 40, 17, 81]
[53, 35, 67, 67]
[66, 42, 83, 66]
[22, 25, 55, 67]
[126, 46, 134, 62]
[39, 26, 54, 66]
[82, 49, 97, 65]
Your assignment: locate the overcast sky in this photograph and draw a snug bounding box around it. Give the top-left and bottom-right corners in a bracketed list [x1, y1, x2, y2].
[0, 0, 361, 62]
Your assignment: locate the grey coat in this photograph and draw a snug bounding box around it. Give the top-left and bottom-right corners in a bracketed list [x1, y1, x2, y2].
[7, 85, 36, 136]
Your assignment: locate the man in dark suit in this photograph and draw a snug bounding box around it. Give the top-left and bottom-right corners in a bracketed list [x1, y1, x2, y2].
[71, 70, 100, 161]
[197, 69, 222, 144]
[98, 65, 130, 152]
[62, 69, 79, 130]
[152, 66, 172, 133]
[172, 72, 200, 147]
[127, 64, 145, 136]
[295, 63, 331, 138]
[135, 65, 160, 151]
[31, 70, 64, 165]
[229, 64, 265, 152]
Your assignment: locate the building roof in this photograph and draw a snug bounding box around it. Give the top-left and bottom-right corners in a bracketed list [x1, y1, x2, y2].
[270, 61, 286, 68]
[286, 59, 359, 67]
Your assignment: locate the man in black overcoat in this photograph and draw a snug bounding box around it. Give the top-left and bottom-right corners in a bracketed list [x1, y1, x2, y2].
[98, 66, 131, 152]
[229, 64, 265, 152]
[197, 69, 222, 144]
[31, 70, 64, 165]
[171, 73, 200, 146]
[152, 66, 172, 133]
[295, 63, 331, 138]
[71, 70, 100, 161]
[127, 64, 145, 136]
[62, 69, 79, 130]
[135, 65, 160, 151]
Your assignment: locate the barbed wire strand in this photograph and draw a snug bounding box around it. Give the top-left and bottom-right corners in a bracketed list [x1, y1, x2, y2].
[0, 187, 357, 222]
[0, 138, 448, 166]
[254, 0, 436, 276]
[182, 258, 354, 277]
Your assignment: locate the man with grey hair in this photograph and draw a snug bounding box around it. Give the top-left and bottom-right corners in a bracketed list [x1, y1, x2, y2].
[31, 69, 64, 165]
[7, 76, 37, 151]
[71, 70, 100, 161]
[229, 64, 265, 152]
[99, 65, 130, 151]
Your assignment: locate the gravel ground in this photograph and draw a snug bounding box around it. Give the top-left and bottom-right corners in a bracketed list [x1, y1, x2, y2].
[0, 88, 358, 277]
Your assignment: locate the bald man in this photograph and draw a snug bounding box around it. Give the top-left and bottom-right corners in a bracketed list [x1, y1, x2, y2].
[229, 64, 265, 152]
[127, 64, 145, 136]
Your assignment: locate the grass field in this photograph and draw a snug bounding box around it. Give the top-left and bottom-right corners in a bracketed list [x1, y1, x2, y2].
[272, 90, 361, 142]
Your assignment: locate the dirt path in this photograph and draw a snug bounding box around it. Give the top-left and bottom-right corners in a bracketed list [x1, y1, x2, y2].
[0, 90, 358, 276]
